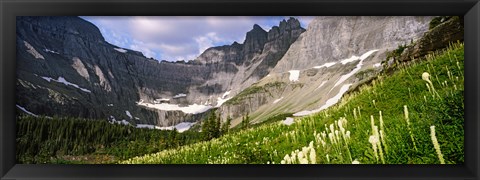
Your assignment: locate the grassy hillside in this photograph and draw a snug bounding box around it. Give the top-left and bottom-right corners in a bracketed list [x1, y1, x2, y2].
[120, 42, 464, 164]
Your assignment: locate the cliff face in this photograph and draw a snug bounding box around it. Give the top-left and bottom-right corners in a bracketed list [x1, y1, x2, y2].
[218, 16, 435, 126]
[16, 16, 304, 126]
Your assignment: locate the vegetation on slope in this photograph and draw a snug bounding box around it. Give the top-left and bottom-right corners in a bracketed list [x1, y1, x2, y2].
[120, 42, 464, 164]
[16, 116, 204, 164]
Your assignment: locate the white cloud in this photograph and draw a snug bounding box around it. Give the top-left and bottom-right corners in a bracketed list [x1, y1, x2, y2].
[81, 16, 314, 61]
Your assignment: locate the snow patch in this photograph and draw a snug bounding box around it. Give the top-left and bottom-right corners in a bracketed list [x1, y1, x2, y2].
[315, 81, 327, 90]
[41, 76, 91, 93]
[314, 62, 336, 69]
[137, 101, 212, 114]
[222, 91, 231, 99]
[44, 48, 60, 54]
[16, 104, 38, 117]
[360, 49, 379, 60]
[154, 98, 170, 104]
[214, 91, 233, 107]
[107, 104, 114, 107]
[125, 111, 132, 119]
[288, 70, 300, 82]
[114, 48, 127, 53]
[340, 55, 360, 64]
[294, 84, 352, 116]
[273, 97, 284, 104]
[136, 122, 196, 133]
[282, 117, 295, 126]
[333, 50, 379, 88]
[173, 93, 187, 98]
[373, 63, 381, 68]
[108, 116, 130, 125]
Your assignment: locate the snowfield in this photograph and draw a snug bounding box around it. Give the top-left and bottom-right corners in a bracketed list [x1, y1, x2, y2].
[41, 76, 91, 93]
[288, 70, 300, 82]
[16, 104, 39, 117]
[173, 93, 187, 98]
[125, 111, 133, 119]
[273, 97, 284, 104]
[314, 62, 336, 69]
[282, 117, 295, 125]
[137, 101, 212, 114]
[43, 48, 60, 54]
[136, 122, 196, 133]
[114, 48, 127, 53]
[333, 50, 379, 88]
[294, 84, 352, 116]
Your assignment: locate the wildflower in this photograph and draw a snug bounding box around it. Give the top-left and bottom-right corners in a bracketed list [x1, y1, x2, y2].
[422, 72, 430, 82]
[352, 159, 360, 164]
[369, 135, 379, 162]
[430, 126, 445, 164]
[353, 108, 358, 120]
[309, 148, 317, 164]
[404, 105, 410, 125]
[329, 133, 336, 144]
[370, 115, 375, 133]
[426, 83, 431, 92]
[326, 154, 330, 163]
[281, 160, 286, 164]
[374, 126, 385, 164]
[404, 105, 417, 151]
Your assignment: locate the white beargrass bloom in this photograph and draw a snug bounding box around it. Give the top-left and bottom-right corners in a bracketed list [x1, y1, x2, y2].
[309, 148, 316, 164]
[430, 126, 445, 164]
[404, 105, 410, 125]
[352, 159, 360, 164]
[330, 124, 335, 134]
[370, 115, 375, 133]
[326, 154, 330, 163]
[422, 72, 430, 82]
[329, 133, 336, 144]
[335, 130, 340, 141]
[369, 135, 379, 162]
[353, 108, 358, 120]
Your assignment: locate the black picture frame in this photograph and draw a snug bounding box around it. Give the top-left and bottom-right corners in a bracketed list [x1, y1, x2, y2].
[1, 0, 479, 180]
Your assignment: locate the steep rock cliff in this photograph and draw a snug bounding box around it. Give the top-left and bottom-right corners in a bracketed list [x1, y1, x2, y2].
[16, 16, 305, 127]
[219, 16, 435, 126]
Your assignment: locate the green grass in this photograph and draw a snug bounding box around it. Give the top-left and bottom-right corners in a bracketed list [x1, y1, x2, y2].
[120, 42, 464, 164]
[225, 82, 286, 105]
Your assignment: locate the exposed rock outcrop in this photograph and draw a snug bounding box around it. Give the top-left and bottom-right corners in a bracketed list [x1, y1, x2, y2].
[218, 16, 435, 126]
[16, 16, 305, 127]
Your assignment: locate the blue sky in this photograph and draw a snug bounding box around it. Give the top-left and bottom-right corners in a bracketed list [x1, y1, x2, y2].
[80, 16, 314, 61]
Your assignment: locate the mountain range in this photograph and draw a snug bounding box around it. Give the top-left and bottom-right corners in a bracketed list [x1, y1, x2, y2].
[16, 16, 463, 131]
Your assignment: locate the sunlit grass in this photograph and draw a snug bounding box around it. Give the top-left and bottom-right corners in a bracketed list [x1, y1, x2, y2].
[120, 42, 464, 164]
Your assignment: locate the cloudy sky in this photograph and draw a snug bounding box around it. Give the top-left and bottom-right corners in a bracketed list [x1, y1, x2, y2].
[80, 16, 314, 61]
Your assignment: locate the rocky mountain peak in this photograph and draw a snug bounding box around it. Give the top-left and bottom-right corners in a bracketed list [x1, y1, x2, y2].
[17, 16, 105, 43]
[279, 17, 302, 32]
